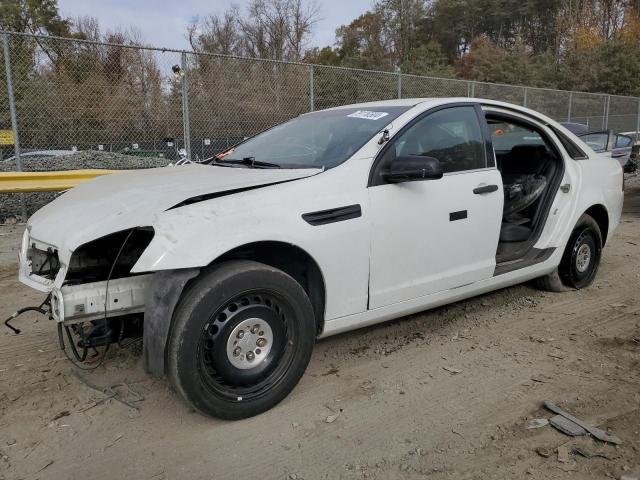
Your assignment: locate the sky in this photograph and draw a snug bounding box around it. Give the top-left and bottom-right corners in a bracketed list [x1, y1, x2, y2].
[57, 0, 373, 50]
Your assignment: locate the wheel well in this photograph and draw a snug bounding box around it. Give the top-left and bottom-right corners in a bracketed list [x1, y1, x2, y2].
[214, 242, 326, 335]
[584, 204, 609, 246]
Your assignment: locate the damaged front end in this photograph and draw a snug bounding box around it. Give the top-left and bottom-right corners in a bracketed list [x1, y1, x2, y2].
[22, 227, 154, 321]
[52, 228, 154, 323]
[14, 227, 156, 361]
[11, 164, 322, 371]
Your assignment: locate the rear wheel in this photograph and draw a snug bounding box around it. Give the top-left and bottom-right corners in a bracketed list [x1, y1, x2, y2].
[168, 260, 315, 419]
[535, 214, 602, 291]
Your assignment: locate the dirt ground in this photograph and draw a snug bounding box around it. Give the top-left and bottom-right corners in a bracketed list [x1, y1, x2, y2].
[1, 176, 639, 480]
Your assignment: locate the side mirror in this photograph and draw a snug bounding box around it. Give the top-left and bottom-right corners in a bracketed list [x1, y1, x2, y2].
[383, 155, 443, 183]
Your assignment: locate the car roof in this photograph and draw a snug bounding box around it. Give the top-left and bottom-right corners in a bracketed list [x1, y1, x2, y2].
[322, 97, 603, 156]
[326, 99, 428, 109]
[324, 97, 552, 116]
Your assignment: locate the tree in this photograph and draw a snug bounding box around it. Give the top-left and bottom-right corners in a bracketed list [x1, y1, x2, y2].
[188, 8, 241, 56]
[0, 1, 74, 137]
[424, 0, 564, 59]
[594, 39, 640, 95]
[335, 11, 391, 69]
[375, 0, 427, 66]
[401, 41, 455, 77]
[189, 0, 320, 61]
[0, 0, 71, 35]
[303, 46, 341, 65]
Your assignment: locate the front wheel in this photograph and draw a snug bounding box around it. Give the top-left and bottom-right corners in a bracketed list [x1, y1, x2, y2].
[536, 214, 602, 291]
[167, 260, 316, 419]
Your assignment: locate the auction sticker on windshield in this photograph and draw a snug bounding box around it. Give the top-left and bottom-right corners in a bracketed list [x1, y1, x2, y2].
[347, 110, 389, 121]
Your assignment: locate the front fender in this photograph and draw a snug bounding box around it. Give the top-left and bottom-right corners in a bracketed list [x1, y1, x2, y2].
[132, 201, 323, 273]
[131, 176, 371, 321]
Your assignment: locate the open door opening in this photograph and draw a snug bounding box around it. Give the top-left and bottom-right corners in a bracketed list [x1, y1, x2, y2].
[486, 113, 565, 265]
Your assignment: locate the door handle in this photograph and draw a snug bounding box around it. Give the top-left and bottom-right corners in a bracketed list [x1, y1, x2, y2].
[473, 184, 499, 194]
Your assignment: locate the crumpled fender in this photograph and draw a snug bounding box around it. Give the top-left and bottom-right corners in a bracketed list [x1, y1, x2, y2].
[130, 169, 372, 322]
[130, 178, 347, 274]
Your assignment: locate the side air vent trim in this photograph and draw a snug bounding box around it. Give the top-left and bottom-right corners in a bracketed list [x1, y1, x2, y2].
[302, 204, 362, 226]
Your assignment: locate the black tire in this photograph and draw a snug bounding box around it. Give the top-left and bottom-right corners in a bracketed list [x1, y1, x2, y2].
[535, 214, 602, 291]
[535, 267, 570, 292]
[624, 158, 637, 174]
[167, 260, 315, 420]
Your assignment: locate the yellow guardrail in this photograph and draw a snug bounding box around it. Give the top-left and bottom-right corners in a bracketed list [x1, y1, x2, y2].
[0, 169, 120, 193]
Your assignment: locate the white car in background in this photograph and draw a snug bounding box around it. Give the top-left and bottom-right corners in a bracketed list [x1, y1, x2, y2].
[17, 98, 624, 419]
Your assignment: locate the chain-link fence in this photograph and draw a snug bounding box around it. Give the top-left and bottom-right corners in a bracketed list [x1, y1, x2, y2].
[2, 29, 640, 168]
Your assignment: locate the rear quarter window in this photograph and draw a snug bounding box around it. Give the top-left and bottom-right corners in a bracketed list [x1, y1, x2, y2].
[550, 127, 588, 160]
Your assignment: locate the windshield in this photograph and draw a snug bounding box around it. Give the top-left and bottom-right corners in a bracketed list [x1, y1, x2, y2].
[217, 106, 411, 169]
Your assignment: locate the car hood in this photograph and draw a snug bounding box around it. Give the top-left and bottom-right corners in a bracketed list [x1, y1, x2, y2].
[28, 164, 321, 257]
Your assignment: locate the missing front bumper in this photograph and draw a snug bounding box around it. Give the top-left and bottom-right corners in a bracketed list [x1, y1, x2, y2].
[51, 274, 152, 323]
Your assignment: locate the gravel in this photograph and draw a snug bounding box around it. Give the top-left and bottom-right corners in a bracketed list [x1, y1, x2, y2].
[1, 150, 171, 221]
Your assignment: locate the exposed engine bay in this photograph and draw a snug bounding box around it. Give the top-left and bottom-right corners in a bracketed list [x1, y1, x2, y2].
[6, 228, 155, 367]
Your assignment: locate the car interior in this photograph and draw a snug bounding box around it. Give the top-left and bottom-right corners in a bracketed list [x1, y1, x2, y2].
[486, 113, 564, 263]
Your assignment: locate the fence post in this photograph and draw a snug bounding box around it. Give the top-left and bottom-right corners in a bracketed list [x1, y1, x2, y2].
[567, 92, 573, 122]
[523, 87, 528, 107]
[180, 51, 191, 159]
[603, 95, 610, 130]
[2, 33, 27, 221]
[309, 65, 314, 112]
[636, 97, 640, 135]
[470, 81, 476, 98]
[397, 68, 402, 99]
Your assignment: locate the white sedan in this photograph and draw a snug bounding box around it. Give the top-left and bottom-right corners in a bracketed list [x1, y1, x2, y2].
[17, 98, 624, 419]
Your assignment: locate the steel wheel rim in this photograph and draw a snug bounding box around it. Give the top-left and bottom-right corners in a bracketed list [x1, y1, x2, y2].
[575, 243, 591, 273]
[226, 318, 274, 369]
[564, 227, 600, 288]
[196, 290, 297, 402]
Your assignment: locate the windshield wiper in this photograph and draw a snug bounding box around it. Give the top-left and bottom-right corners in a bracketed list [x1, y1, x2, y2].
[215, 157, 281, 169]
